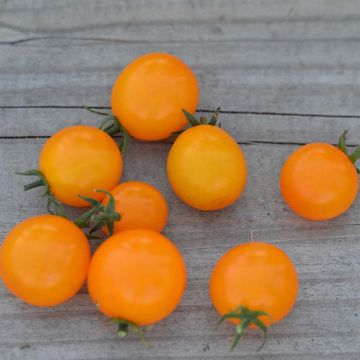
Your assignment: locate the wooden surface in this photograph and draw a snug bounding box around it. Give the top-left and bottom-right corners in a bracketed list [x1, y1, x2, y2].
[1, 1, 360, 359]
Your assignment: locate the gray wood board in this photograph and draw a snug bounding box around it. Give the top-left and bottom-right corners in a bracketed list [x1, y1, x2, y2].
[0, 140, 359, 359]
[0, 0, 360, 359]
[1, 0, 360, 115]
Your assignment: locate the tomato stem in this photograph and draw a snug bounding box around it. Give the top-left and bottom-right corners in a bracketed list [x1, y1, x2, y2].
[83, 105, 131, 154]
[218, 306, 271, 352]
[17, 169, 68, 218]
[182, 107, 221, 128]
[109, 318, 143, 339]
[74, 189, 120, 237]
[337, 130, 360, 174]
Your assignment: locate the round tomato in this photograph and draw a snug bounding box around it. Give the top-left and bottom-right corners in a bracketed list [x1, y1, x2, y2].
[102, 181, 168, 233]
[39, 125, 123, 207]
[111, 53, 199, 141]
[280, 143, 358, 220]
[0, 215, 90, 307]
[210, 242, 298, 349]
[88, 230, 186, 327]
[167, 124, 247, 210]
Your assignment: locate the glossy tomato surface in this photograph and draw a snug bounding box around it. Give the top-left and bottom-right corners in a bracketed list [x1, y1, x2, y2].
[280, 143, 358, 220]
[167, 125, 247, 210]
[0, 215, 90, 306]
[39, 125, 123, 207]
[210, 242, 298, 326]
[111, 53, 199, 141]
[88, 230, 186, 326]
[102, 181, 168, 233]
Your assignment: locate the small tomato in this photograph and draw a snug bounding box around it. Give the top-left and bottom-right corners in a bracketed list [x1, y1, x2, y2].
[39, 125, 123, 207]
[88, 230, 186, 332]
[167, 111, 247, 211]
[102, 181, 168, 233]
[111, 53, 199, 141]
[210, 242, 298, 350]
[280, 131, 359, 220]
[0, 215, 90, 307]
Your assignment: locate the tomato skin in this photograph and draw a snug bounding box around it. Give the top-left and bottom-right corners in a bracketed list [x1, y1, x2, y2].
[280, 143, 358, 220]
[88, 230, 186, 326]
[210, 242, 298, 327]
[39, 125, 123, 207]
[167, 125, 247, 210]
[111, 53, 199, 141]
[102, 181, 168, 233]
[0, 215, 90, 307]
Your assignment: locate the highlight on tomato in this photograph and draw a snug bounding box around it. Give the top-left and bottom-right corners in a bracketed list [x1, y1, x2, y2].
[110, 52, 199, 141]
[167, 109, 247, 211]
[280, 130, 359, 220]
[210, 242, 298, 351]
[87, 229, 186, 336]
[0, 215, 90, 307]
[18, 125, 123, 210]
[101, 181, 168, 234]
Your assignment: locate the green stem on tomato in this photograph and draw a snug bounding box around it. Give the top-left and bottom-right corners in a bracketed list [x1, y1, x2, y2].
[74, 189, 120, 237]
[171, 108, 222, 136]
[109, 317, 144, 340]
[82, 105, 131, 154]
[218, 306, 271, 352]
[337, 130, 360, 174]
[17, 169, 68, 218]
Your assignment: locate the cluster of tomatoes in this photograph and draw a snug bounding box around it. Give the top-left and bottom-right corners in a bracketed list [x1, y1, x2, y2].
[1, 53, 359, 351]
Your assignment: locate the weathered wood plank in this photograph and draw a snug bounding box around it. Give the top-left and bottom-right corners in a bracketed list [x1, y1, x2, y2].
[1, 39, 360, 115]
[0, 140, 359, 359]
[1, 0, 360, 43]
[1, 108, 360, 145]
[3, 0, 359, 53]
[1, 1, 360, 359]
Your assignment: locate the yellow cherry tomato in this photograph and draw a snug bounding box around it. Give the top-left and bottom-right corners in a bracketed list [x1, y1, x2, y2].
[167, 124, 247, 210]
[280, 143, 358, 220]
[88, 230, 186, 326]
[39, 125, 123, 207]
[111, 53, 199, 141]
[102, 181, 168, 233]
[0, 215, 90, 307]
[210, 242, 298, 350]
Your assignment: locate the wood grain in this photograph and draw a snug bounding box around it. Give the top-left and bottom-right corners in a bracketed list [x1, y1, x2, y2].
[0, 0, 359, 359]
[1, 1, 360, 115]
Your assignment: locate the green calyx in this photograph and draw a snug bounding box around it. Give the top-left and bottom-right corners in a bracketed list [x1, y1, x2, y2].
[109, 318, 143, 339]
[74, 190, 120, 237]
[16, 169, 68, 218]
[83, 105, 131, 154]
[218, 306, 271, 352]
[17, 170, 120, 238]
[338, 130, 360, 174]
[182, 107, 222, 128]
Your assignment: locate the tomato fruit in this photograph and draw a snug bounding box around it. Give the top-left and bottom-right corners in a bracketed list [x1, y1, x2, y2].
[88, 230, 186, 330]
[102, 181, 168, 233]
[39, 125, 123, 207]
[0, 215, 90, 307]
[111, 53, 199, 141]
[280, 132, 359, 220]
[167, 111, 247, 211]
[210, 242, 298, 350]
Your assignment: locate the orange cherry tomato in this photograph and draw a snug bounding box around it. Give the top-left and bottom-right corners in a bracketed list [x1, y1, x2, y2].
[210, 242, 298, 349]
[280, 143, 358, 220]
[102, 181, 168, 233]
[0, 215, 90, 307]
[88, 230, 186, 326]
[111, 53, 199, 141]
[167, 124, 247, 211]
[39, 125, 123, 207]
